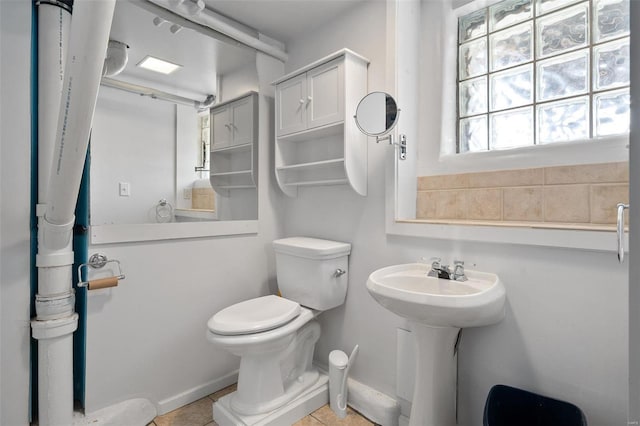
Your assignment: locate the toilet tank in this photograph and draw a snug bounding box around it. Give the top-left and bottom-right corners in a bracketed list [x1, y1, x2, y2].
[273, 237, 351, 311]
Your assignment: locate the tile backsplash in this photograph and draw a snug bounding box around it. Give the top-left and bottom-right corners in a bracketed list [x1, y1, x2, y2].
[192, 187, 215, 211]
[416, 162, 628, 226]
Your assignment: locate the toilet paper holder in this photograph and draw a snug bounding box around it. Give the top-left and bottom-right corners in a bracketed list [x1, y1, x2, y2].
[77, 253, 125, 289]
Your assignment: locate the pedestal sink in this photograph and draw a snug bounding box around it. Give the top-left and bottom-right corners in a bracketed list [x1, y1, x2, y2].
[366, 263, 506, 426]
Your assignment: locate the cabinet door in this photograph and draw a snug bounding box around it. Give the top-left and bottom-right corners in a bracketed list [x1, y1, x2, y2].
[276, 73, 307, 136]
[230, 96, 253, 147]
[211, 106, 231, 149]
[306, 58, 344, 130]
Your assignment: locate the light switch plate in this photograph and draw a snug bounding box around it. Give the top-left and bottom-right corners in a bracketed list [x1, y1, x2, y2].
[119, 182, 130, 197]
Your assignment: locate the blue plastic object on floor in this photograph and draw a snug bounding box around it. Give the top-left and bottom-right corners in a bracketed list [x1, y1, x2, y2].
[483, 384, 587, 426]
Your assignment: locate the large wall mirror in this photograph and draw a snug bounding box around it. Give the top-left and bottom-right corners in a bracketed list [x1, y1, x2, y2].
[90, 0, 259, 243]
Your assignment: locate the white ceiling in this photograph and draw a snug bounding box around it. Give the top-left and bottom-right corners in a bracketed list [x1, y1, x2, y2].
[107, 0, 366, 99]
[202, 0, 367, 44]
[108, 0, 255, 99]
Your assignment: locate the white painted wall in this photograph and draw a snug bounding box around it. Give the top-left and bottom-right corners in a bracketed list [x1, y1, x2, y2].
[84, 53, 285, 415]
[91, 86, 176, 225]
[0, 1, 32, 424]
[219, 64, 259, 102]
[283, 1, 628, 424]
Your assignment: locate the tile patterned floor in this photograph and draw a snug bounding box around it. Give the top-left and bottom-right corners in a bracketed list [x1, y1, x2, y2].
[148, 384, 376, 426]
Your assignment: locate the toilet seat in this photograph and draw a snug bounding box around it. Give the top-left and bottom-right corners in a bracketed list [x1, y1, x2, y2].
[208, 295, 301, 336]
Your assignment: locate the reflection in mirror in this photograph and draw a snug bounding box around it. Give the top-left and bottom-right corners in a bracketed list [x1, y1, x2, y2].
[354, 91, 399, 136]
[91, 0, 258, 227]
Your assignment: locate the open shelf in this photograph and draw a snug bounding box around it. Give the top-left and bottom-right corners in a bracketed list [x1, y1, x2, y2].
[213, 185, 256, 190]
[277, 121, 344, 143]
[211, 142, 252, 154]
[283, 178, 349, 187]
[276, 158, 345, 172]
[210, 169, 253, 177]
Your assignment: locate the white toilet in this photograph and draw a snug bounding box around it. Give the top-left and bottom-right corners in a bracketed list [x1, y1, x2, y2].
[207, 237, 351, 419]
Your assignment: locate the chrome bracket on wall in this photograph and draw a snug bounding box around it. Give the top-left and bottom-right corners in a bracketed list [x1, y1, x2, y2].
[617, 203, 629, 263]
[376, 133, 407, 160]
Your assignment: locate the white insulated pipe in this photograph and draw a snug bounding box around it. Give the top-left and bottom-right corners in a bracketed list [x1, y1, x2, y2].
[44, 0, 116, 231]
[31, 315, 79, 426]
[147, 0, 288, 62]
[38, 2, 71, 204]
[36, 0, 73, 299]
[33, 0, 116, 425]
[102, 40, 129, 77]
[101, 77, 216, 110]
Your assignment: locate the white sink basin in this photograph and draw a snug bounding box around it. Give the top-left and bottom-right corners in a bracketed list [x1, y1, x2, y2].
[366, 263, 506, 328]
[367, 262, 506, 426]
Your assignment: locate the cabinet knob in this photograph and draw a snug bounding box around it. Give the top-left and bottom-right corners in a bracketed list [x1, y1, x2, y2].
[299, 99, 305, 105]
[307, 96, 312, 104]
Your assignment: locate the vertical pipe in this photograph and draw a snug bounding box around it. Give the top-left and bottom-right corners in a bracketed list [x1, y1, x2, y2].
[33, 1, 116, 425]
[72, 150, 90, 406]
[32, 317, 78, 426]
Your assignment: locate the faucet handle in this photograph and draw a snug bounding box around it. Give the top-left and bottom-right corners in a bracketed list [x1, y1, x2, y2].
[429, 257, 442, 269]
[453, 260, 467, 281]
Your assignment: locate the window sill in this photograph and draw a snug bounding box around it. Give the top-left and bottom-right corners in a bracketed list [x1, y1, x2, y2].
[429, 135, 629, 176]
[387, 218, 627, 253]
[398, 218, 625, 232]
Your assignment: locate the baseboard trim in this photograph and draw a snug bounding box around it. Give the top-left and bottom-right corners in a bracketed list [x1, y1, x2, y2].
[347, 378, 400, 426]
[316, 365, 399, 426]
[156, 370, 239, 415]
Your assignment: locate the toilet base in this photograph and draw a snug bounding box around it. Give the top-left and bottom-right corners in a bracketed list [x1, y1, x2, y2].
[213, 373, 328, 426]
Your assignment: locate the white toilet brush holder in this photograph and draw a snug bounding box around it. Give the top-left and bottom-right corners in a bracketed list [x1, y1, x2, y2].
[329, 344, 359, 418]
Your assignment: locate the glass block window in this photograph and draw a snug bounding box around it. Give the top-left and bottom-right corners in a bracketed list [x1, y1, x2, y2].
[457, 0, 630, 153]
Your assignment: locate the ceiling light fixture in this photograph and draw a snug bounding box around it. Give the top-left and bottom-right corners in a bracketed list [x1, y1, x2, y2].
[137, 55, 182, 74]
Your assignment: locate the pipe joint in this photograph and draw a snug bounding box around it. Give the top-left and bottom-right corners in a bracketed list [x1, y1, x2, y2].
[35, 291, 76, 320]
[36, 0, 73, 14]
[31, 313, 79, 340]
[41, 216, 75, 251]
[103, 40, 129, 77]
[36, 251, 75, 268]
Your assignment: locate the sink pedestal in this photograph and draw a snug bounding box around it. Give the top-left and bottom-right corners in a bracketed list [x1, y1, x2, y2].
[409, 322, 459, 426]
[366, 263, 506, 426]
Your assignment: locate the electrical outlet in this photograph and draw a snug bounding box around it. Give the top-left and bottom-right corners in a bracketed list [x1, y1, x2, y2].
[119, 182, 130, 197]
[183, 188, 192, 199]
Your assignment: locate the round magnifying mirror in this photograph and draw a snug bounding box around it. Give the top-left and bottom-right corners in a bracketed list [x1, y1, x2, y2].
[354, 92, 399, 137]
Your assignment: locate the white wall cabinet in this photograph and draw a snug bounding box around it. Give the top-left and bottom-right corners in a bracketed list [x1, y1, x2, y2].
[273, 49, 369, 197]
[212, 93, 256, 149]
[209, 92, 258, 194]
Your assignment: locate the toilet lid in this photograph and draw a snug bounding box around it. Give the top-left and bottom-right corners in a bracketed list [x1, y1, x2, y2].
[208, 295, 301, 336]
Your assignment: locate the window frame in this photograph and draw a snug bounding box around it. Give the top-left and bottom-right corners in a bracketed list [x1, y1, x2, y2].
[385, 0, 629, 252]
[432, 0, 629, 176]
[455, 0, 630, 154]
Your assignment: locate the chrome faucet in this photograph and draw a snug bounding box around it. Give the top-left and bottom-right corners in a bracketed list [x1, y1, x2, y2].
[426, 258, 467, 281]
[427, 257, 451, 279]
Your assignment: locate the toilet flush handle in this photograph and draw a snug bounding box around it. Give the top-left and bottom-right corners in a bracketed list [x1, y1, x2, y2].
[334, 269, 347, 278]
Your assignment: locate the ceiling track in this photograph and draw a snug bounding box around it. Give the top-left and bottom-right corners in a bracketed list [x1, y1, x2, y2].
[134, 0, 287, 62]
